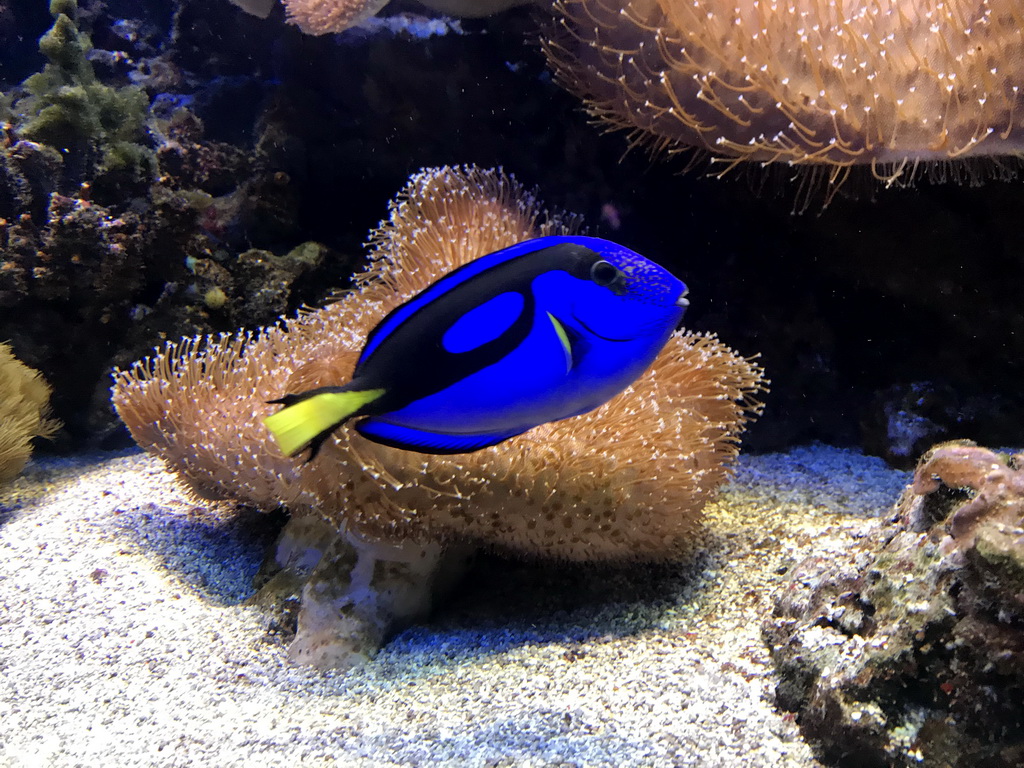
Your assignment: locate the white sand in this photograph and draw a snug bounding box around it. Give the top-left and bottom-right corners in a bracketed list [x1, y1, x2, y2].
[0, 445, 908, 767]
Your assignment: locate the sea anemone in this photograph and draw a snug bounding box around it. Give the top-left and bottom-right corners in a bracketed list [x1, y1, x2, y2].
[279, 0, 392, 34]
[544, 0, 1024, 186]
[231, 0, 536, 35]
[112, 165, 765, 667]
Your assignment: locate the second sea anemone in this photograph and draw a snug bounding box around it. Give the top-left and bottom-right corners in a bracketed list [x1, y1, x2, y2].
[544, 0, 1024, 186]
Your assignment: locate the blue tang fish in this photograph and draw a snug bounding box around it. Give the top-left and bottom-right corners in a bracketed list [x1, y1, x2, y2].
[263, 235, 688, 457]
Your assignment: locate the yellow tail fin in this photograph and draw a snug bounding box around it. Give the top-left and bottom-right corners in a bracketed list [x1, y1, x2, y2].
[263, 388, 385, 457]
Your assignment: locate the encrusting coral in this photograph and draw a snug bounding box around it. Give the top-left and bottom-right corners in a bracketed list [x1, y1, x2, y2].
[544, 0, 1024, 186]
[0, 343, 59, 484]
[113, 164, 765, 668]
[909, 441, 1024, 547]
[764, 440, 1024, 767]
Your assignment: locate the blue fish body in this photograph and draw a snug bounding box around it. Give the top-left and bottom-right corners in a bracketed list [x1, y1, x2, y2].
[264, 235, 688, 456]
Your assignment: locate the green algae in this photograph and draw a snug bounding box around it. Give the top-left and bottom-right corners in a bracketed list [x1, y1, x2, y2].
[9, 0, 153, 181]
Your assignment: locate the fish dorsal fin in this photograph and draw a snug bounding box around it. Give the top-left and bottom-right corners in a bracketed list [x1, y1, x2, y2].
[546, 312, 573, 373]
[357, 235, 600, 368]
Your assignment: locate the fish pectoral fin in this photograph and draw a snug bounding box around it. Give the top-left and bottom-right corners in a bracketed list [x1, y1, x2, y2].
[546, 311, 573, 373]
[264, 386, 386, 458]
[356, 419, 526, 454]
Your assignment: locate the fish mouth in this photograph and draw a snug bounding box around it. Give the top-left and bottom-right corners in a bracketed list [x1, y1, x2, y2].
[572, 294, 688, 341]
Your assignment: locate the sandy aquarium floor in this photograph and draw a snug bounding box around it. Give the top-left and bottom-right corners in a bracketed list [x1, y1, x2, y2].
[0, 445, 909, 768]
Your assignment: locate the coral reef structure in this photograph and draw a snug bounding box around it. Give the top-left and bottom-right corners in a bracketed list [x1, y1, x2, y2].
[544, 0, 1024, 183]
[112, 164, 765, 668]
[0, 342, 59, 483]
[764, 441, 1024, 767]
[0, 18, 327, 444]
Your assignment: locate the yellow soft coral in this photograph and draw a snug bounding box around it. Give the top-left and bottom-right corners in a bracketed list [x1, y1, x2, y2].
[0, 343, 60, 483]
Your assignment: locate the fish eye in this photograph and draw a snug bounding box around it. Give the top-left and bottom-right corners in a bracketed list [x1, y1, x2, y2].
[590, 260, 621, 286]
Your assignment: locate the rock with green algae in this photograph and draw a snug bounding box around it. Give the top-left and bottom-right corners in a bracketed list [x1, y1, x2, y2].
[0, 67, 336, 444]
[7, 0, 152, 188]
[763, 441, 1024, 768]
[0, 116, 336, 446]
[0, 6, 349, 450]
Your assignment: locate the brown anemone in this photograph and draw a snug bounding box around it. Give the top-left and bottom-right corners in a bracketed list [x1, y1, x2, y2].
[232, 0, 538, 35]
[112, 165, 765, 562]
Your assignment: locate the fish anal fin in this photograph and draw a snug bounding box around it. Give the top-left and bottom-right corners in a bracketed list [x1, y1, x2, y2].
[356, 419, 524, 454]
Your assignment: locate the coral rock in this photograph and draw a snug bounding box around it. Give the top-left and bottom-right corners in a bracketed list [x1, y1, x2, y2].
[764, 441, 1024, 767]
